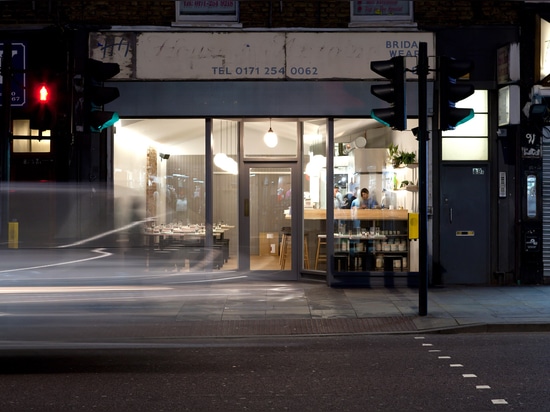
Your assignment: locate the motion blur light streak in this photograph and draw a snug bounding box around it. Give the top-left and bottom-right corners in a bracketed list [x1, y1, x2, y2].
[57, 220, 149, 248]
[0, 286, 172, 294]
[0, 248, 112, 274]
[169, 275, 248, 284]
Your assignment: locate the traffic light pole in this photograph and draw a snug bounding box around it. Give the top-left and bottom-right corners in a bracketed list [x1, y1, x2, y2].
[417, 42, 429, 316]
[1, 42, 12, 246]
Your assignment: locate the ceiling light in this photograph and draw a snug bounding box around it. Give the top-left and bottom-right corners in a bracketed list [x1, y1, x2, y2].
[263, 119, 278, 148]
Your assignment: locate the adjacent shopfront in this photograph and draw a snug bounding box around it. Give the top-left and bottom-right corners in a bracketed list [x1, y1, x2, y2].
[104, 30, 434, 285]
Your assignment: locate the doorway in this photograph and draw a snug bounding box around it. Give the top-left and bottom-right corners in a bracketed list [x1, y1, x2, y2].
[240, 164, 299, 275]
[439, 164, 490, 284]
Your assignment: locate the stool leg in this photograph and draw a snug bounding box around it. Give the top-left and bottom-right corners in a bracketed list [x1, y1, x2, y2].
[280, 234, 287, 269]
[279, 234, 285, 267]
[303, 235, 310, 269]
[315, 237, 327, 270]
[315, 238, 321, 270]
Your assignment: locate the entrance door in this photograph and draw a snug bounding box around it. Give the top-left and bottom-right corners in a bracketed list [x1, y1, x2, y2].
[440, 164, 490, 284]
[240, 164, 298, 275]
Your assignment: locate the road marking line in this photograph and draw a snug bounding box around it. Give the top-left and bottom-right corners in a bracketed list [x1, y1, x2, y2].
[450, 364, 463, 367]
[476, 385, 491, 390]
[422, 343, 433, 346]
[438, 356, 451, 359]
[462, 374, 477, 378]
[414, 336, 425, 339]
[428, 349, 441, 352]
[491, 399, 508, 405]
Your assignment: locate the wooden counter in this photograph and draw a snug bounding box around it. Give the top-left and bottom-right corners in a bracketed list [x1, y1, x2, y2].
[303, 208, 409, 221]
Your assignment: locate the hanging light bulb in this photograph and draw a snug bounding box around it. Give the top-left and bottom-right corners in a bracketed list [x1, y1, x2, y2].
[214, 152, 228, 169]
[263, 119, 278, 148]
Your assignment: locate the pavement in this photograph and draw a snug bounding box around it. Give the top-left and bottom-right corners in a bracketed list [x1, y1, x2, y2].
[112, 277, 550, 339]
[3, 245, 550, 340]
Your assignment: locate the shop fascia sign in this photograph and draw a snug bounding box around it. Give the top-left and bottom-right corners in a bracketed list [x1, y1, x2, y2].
[90, 31, 434, 81]
[0, 42, 26, 107]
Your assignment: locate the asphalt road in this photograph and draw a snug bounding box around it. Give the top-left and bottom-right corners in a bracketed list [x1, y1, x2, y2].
[0, 333, 549, 411]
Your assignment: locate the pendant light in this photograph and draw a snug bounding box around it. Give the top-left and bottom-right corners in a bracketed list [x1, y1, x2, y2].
[263, 118, 278, 148]
[214, 120, 226, 168]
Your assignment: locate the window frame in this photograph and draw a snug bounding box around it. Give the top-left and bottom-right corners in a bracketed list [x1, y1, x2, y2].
[350, 0, 413, 23]
[175, 1, 239, 23]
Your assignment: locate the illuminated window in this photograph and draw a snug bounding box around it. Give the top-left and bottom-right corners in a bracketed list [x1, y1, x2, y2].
[175, 1, 239, 23]
[12, 119, 51, 153]
[442, 90, 488, 161]
[351, 0, 413, 22]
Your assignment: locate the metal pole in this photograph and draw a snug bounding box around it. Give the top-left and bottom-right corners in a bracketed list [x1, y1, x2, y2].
[1, 42, 13, 246]
[417, 42, 429, 316]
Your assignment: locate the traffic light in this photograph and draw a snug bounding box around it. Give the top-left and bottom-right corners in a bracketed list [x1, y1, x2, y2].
[30, 82, 56, 132]
[370, 56, 407, 131]
[84, 58, 120, 132]
[439, 56, 475, 131]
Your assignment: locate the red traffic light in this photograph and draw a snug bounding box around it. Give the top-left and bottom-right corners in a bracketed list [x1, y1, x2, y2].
[38, 85, 50, 103]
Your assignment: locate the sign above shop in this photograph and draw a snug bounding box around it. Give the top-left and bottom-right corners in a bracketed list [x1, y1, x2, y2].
[0, 42, 26, 107]
[90, 31, 434, 81]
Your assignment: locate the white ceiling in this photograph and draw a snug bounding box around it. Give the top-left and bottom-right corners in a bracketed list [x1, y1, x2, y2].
[117, 118, 388, 150]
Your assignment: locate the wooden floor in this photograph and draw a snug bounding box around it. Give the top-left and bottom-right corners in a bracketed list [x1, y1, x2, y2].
[221, 255, 289, 271]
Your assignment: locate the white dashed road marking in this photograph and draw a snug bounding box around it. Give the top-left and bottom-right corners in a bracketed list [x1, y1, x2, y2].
[416, 337, 509, 407]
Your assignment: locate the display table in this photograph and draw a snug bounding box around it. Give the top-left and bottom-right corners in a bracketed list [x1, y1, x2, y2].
[303, 209, 411, 273]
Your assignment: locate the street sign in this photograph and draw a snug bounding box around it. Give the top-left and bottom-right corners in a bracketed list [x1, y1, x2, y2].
[0, 42, 26, 107]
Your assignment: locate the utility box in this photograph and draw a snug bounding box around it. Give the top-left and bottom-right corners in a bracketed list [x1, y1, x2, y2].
[8, 220, 19, 249]
[408, 213, 419, 240]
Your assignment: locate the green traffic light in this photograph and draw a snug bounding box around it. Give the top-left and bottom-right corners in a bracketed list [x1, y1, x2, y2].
[90, 111, 119, 132]
[439, 56, 475, 131]
[85, 59, 121, 132]
[369, 56, 407, 130]
[453, 108, 474, 127]
[370, 108, 392, 128]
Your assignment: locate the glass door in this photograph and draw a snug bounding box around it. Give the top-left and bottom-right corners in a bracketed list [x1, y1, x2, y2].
[240, 164, 298, 275]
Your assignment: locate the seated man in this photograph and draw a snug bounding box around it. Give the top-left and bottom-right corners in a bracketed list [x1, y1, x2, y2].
[351, 187, 378, 228]
[352, 187, 378, 210]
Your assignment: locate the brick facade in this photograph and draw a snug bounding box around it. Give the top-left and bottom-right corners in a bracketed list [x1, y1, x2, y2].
[0, 1, 521, 29]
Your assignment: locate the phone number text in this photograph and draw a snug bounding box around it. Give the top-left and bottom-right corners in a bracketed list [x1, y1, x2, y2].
[211, 66, 319, 76]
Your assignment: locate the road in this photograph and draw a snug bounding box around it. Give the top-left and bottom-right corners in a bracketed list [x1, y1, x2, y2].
[1, 248, 549, 410]
[0, 333, 549, 411]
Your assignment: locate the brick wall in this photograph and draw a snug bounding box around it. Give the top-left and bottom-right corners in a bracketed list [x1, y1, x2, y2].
[0, 1, 521, 29]
[415, 1, 520, 28]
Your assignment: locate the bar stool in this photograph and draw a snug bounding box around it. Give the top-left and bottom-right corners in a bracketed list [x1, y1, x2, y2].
[280, 230, 310, 270]
[314, 234, 327, 270]
[351, 251, 370, 271]
[303, 232, 310, 269]
[334, 252, 349, 272]
[280, 227, 292, 270]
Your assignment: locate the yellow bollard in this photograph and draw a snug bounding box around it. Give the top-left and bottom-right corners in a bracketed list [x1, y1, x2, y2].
[8, 220, 18, 249]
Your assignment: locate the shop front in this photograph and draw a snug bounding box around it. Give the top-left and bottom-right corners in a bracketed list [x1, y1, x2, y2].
[103, 30, 434, 285]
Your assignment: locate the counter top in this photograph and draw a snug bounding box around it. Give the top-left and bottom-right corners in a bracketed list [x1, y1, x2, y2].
[302, 209, 409, 220]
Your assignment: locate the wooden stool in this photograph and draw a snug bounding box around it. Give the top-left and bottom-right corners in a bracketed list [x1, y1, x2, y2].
[303, 233, 310, 269]
[351, 251, 370, 271]
[314, 234, 327, 270]
[280, 232, 310, 270]
[279, 227, 292, 270]
[334, 252, 349, 272]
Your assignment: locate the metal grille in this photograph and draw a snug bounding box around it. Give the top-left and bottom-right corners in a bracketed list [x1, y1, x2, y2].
[542, 141, 550, 275]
